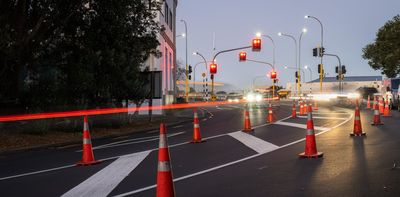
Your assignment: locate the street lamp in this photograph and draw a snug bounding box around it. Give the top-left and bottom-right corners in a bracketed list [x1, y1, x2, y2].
[299, 27, 307, 87]
[193, 51, 210, 100]
[304, 65, 312, 81]
[256, 32, 276, 67]
[180, 19, 188, 102]
[278, 32, 298, 95]
[305, 15, 324, 93]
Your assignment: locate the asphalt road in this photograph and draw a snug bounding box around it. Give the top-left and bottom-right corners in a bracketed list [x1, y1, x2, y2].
[1, 100, 400, 197]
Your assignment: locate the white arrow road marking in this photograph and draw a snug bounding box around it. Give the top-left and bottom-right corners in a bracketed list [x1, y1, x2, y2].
[229, 131, 279, 154]
[62, 150, 151, 197]
[296, 116, 349, 120]
[273, 121, 330, 131]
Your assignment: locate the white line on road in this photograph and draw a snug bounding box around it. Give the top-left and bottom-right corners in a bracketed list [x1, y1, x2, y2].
[62, 151, 151, 197]
[113, 112, 353, 197]
[173, 125, 184, 128]
[297, 116, 349, 120]
[273, 121, 330, 131]
[91, 132, 185, 150]
[229, 131, 279, 154]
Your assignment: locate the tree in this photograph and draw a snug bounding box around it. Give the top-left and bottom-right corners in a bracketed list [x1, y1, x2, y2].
[0, 0, 161, 112]
[362, 15, 400, 78]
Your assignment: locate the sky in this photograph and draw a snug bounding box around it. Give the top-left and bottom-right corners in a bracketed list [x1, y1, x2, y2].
[175, 0, 400, 90]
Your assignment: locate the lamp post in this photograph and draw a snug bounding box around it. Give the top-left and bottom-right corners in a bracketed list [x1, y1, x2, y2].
[304, 65, 312, 81]
[278, 32, 298, 95]
[193, 52, 210, 101]
[256, 32, 276, 97]
[305, 15, 324, 93]
[180, 19, 188, 102]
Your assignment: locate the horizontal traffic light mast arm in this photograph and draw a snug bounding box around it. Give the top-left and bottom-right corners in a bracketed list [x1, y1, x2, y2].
[323, 53, 342, 68]
[246, 59, 274, 70]
[212, 46, 252, 62]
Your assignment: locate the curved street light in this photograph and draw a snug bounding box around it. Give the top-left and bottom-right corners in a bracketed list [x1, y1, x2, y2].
[305, 15, 324, 93]
[180, 19, 188, 102]
[278, 32, 299, 95]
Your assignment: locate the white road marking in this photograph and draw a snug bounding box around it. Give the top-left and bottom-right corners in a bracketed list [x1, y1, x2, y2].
[173, 125, 184, 128]
[297, 116, 348, 120]
[113, 112, 354, 197]
[273, 121, 330, 131]
[229, 131, 279, 154]
[62, 151, 151, 197]
[91, 132, 185, 150]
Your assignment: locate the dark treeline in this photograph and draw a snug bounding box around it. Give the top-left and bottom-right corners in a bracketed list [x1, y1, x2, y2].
[0, 0, 161, 114]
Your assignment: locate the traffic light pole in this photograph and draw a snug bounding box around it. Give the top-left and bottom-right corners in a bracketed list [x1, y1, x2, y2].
[210, 46, 252, 100]
[246, 59, 275, 98]
[324, 53, 342, 93]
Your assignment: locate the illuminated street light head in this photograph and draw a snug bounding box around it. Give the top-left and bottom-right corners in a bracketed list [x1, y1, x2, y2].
[284, 66, 288, 69]
[182, 33, 186, 37]
[304, 65, 308, 69]
[278, 32, 282, 36]
[304, 15, 309, 19]
[302, 28, 308, 33]
[256, 32, 262, 38]
[192, 52, 197, 55]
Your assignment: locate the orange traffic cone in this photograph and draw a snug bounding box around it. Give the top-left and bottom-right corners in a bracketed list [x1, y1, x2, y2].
[379, 97, 384, 114]
[292, 100, 297, 118]
[299, 101, 304, 116]
[77, 116, 101, 166]
[299, 105, 323, 158]
[242, 109, 254, 132]
[313, 100, 318, 111]
[156, 123, 175, 197]
[267, 103, 274, 123]
[372, 96, 377, 111]
[371, 99, 384, 126]
[350, 99, 366, 136]
[191, 108, 205, 143]
[383, 98, 391, 117]
[366, 95, 371, 109]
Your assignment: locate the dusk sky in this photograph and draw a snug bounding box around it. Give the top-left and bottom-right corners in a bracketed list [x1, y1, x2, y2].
[175, 0, 400, 90]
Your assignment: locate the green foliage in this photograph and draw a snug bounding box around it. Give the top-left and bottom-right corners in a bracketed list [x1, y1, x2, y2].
[362, 15, 400, 78]
[0, 0, 161, 112]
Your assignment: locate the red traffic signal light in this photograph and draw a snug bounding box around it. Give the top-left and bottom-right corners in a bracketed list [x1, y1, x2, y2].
[252, 38, 261, 51]
[239, 51, 247, 61]
[270, 71, 277, 79]
[210, 63, 217, 74]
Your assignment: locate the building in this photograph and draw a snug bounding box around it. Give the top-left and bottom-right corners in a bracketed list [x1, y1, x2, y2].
[145, 0, 178, 105]
[286, 76, 383, 96]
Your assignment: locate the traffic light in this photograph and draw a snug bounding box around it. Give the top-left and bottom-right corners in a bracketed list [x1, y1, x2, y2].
[239, 51, 247, 61]
[188, 65, 192, 74]
[319, 47, 325, 57]
[273, 79, 278, 83]
[210, 74, 214, 80]
[252, 38, 261, 51]
[295, 71, 298, 78]
[336, 75, 339, 80]
[210, 63, 217, 74]
[335, 66, 339, 73]
[296, 79, 299, 83]
[318, 64, 322, 73]
[270, 71, 277, 79]
[313, 48, 318, 57]
[342, 65, 346, 74]
[188, 75, 191, 80]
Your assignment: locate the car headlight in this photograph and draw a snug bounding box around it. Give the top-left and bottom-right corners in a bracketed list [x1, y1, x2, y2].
[228, 99, 233, 102]
[247, 94, 255, 102]
[234, 98, 239, 102]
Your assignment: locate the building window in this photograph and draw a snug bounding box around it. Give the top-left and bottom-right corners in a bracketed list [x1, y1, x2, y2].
[165, 3, 169, 25]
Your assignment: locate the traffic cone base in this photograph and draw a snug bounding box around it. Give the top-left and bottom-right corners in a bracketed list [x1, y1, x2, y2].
[350, 132, 366, 136]
[299, 152, 323, 158]
[191, 139, 206, 143]
[77, 160, 101, 166]
[242, 128, 254, 132]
